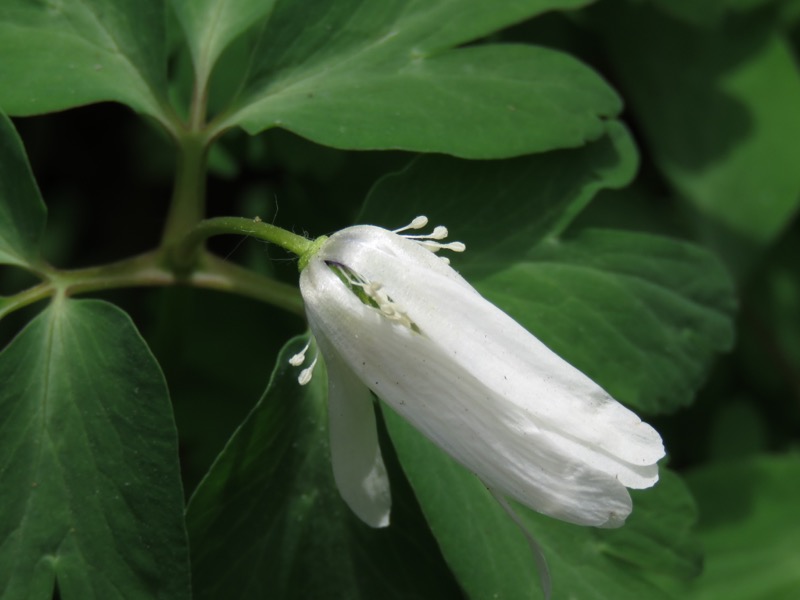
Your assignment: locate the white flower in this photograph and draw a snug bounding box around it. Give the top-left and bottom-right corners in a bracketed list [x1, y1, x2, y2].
[294, 217, 665, 529]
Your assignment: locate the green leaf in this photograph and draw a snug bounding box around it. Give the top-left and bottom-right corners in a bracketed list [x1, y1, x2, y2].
[216, 0, 620, 158]
[0, 112, 46, 269]
[170, 0, 277, 85]
[592, 3, 800, 280]
[383, 405, 700, 599]
[478, 230, 735, 413]
[359, 121, 638, 249]
[186, 336, 460, 599]
[0, 0, 171, 124]
[0, 299, 189, 600]
[359, 123, 735, 412]
[685, 454, 800, 600]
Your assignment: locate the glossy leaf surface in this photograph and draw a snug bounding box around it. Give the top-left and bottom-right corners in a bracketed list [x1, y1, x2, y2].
[0, 299, 189, 599]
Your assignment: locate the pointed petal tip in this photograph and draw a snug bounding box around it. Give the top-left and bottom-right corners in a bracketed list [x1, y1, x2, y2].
[369, 510, 391, 529]
[344, 491, 391, 528]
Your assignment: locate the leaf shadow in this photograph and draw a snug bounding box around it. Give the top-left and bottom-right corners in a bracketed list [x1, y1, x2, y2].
[592, 2, 780, 174]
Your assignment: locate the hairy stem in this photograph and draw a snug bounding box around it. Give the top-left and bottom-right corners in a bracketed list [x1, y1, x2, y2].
[175, 216, 315, 264]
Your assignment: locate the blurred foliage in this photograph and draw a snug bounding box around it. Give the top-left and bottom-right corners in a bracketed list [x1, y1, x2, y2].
[686, 454, 800, 600]
[1, 0, 799, 598]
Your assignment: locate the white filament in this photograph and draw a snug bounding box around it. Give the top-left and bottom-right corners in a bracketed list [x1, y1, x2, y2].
[394, 215, 465, 254]
[393, 215, 429, 233]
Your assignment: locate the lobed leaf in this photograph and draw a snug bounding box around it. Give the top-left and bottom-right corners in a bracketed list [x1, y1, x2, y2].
[170, 0, 277, 83]
[0, 299, 189, 600]
[0, 112, 46, 269]
[478, 230, 735, 413]
[215, 0, 618, 157]
[0, 0, 171, 123]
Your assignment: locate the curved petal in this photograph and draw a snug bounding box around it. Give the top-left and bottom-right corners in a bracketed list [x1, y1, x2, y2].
[321, 227, 665, 473]
[302, 257, 634, 527]
[313, 324, 391, 528]
[302, 225, 665, 528]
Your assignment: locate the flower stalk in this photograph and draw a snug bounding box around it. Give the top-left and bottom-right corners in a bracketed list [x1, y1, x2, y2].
[174, 216, 315, 265]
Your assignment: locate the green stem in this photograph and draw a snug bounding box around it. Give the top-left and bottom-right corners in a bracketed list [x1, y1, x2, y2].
[0, 281, 53, 321]
[161, 133, 210, 267]
[0, 249, 305, 321]
[196, 253, 304, 316]
[0, 252, 170, 320]
[176, 216, 316, 263]
[55, 250, 174, 293]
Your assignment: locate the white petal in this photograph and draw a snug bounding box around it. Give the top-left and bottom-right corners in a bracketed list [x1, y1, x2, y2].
[302, 225, 665, 528]
[323, 225, 475, 291]
[312, 322, 391, 528]
[322, 226, 665, 473]
[303, 258, 625, 526]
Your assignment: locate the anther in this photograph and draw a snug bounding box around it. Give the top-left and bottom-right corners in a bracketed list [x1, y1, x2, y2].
[393, 215, 429, 233]
[394, 216, 466, 255]
[289, 340, 311, 366]
[418, 240, 466, 253]
[430, 225, 448, 239]
[298, 355, 318, 385]
[328, 262, 419, 331]
[405, 225, 449, 241]
[442, 241, 465, 252]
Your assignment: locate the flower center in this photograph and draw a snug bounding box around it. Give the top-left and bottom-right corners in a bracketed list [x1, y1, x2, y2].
[327, 262, 420, 333]
[291, 217, 465, 384]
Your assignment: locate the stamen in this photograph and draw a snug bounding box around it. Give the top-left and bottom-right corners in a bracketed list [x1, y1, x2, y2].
[289, 339, 319, 385]
[442, 240, 466, 252]
[404, 225, 449, 241]
[327, 262, 419, 332]
[289, 340, 311, 366]
[418, 240, 466, 253]
[394, 216, 466, 256]
[393, 215, 428, 233]
[356, 279, 413, 328]
[298, 355, 318, 385]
